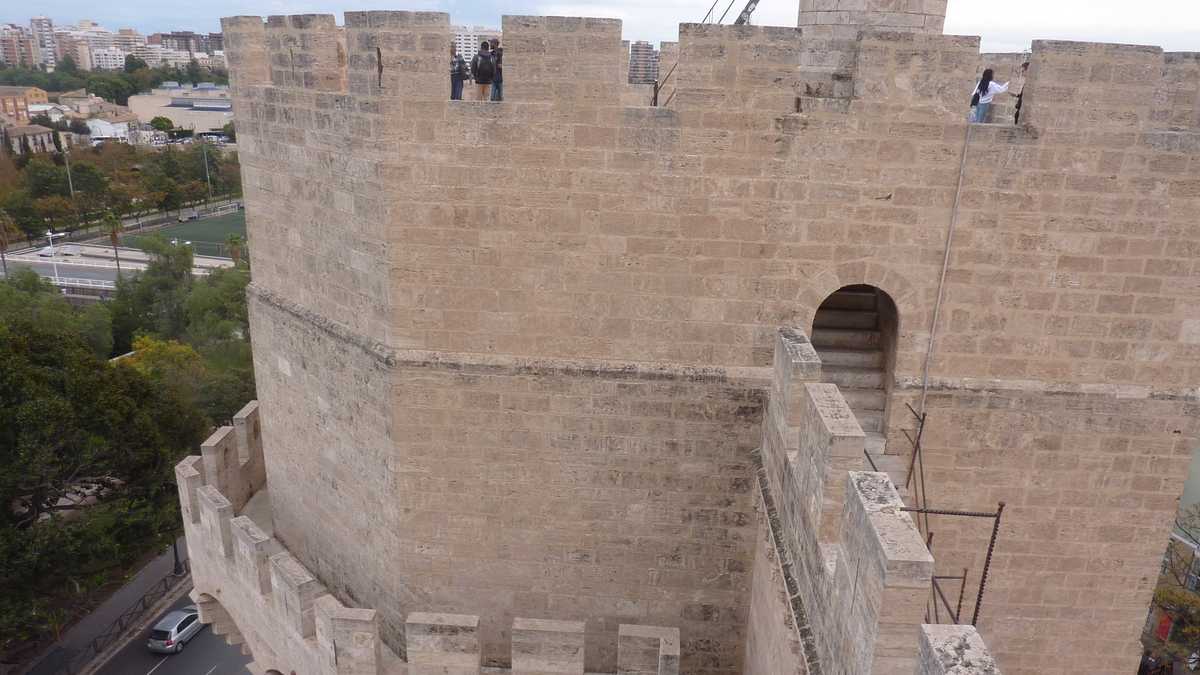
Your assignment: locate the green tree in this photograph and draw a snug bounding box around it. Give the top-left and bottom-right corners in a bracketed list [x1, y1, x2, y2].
[23, 158, 69, 198]
[123, 54, 148, 73]
[221, 121, 236, 142]
[224, 234, 245, 266]
[68, 119, 89, 136]
[149, 116, 174, 133]
[185, 59, 203, 85]
[56, 55, 79, 74]
[109, 235, 194, 352]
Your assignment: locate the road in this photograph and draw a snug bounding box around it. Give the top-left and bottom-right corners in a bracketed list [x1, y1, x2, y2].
[96, 595, 251, 675]
[4, 258, 125, 283]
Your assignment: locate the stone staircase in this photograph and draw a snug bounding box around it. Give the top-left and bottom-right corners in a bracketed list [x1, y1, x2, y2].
[810, 287, 910, 502]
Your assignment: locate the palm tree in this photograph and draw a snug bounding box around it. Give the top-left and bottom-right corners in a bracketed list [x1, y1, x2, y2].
[225, 234, 245, 265]
[103, 211, 123, 278]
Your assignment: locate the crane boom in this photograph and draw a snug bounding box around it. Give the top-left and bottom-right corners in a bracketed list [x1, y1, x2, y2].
[733, 0, 759, 25]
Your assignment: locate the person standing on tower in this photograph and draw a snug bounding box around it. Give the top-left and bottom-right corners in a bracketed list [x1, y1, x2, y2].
[450, 43, 468, 100]
[471, 41, 495, 102]
[970, 68, 1010, 124]
[489, 38, 504, 101]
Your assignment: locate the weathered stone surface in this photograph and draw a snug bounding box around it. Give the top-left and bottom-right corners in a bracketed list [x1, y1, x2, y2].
[176, 5, 1200, 675]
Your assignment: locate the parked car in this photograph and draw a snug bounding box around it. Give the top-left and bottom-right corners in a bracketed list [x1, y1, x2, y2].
[146, 605, 203, 654]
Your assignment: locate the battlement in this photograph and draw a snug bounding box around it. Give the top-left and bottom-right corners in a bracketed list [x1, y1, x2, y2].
[744, 328, 1002, 674]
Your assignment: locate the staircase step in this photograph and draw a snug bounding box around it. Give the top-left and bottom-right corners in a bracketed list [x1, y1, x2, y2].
[824, 366, 886, 389]
[811, 328, 881, 350]
[820, 290, 877, 311]
[841, 387, 886, 411]
[818, 348, 885, 369]
[813, 308, 879, 330]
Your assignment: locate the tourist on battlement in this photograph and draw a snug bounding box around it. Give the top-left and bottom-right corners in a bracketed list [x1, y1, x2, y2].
[471, 41, 495, 102]
[969, 68, 1010, 123]
[450, 44, 468, 101]
[489, 38, 504, 102]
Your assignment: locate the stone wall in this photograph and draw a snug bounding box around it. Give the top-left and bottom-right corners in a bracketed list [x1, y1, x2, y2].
[746, 329, 938, 675]
[247, 284, 766, 673]
[223, 9, 1200, 675]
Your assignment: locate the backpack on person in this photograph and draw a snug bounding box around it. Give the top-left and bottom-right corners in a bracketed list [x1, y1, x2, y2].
[474, 54, 495, 82]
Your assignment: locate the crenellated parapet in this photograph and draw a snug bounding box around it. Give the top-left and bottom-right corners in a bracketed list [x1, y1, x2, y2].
[746, 329, 1001, 674]
[179, 400, 689, 675]
[178, 401, 389, 675]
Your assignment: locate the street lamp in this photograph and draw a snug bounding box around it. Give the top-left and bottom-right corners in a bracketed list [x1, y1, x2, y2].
[45, 230, 66, 283]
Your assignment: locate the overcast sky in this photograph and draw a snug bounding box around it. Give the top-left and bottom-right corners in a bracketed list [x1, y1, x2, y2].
[7, 0, 1199, 53]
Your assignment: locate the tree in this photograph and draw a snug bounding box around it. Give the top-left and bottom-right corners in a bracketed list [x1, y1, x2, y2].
[0, 210, 18, 275]
[57, 55, 79, 74]
[102, 211, 123, 278]
[0, 271, 206, 653]
[68, 119, 89, 136]
[1148, 506, 1200, 665]
[109, 234, 194, 352]
[224, 234, 245, 266]
[32, 195, 74, 233]
[123, 54, 148, 73]
[221, 122, 236, 142]
[23, 158, 69, 198]
[185, 59, 203, 85]
[149, 117, 174, 133]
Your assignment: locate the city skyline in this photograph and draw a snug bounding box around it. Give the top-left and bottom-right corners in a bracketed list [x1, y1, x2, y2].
[6, 0, 1200, 53]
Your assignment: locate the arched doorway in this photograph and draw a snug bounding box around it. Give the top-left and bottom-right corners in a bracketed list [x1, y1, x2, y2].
[810, 285, 899, 454]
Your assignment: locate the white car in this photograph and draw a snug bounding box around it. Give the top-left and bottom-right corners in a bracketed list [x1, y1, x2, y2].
[146, 605, 203, 654]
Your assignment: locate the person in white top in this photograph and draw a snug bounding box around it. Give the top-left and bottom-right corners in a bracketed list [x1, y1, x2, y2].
[970, 68, 1010, 124]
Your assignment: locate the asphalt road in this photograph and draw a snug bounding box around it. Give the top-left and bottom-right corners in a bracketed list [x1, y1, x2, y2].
[96, 595, 251, 675]
[4, 259, 124, 283]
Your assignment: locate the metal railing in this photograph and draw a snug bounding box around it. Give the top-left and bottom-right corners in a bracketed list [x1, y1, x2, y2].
[47, 277, 117, 289]
[27, 558, 190, 675]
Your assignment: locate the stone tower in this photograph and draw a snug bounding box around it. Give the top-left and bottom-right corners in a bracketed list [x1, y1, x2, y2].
[175, 4, 1200, 675]
[798, 0, 947, 35]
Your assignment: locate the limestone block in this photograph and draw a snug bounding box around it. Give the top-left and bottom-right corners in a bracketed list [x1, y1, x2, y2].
[231, 515, 274, 595]
[269, 551, 327, 638]
[774, 327, 823, 426]
[405, 612, 481, 674]
[202, 426, 246, 510]
[316, 595, 380, 675]
[617, 624, 680, 675]
[800, 383, 866, 542]
[196, 485, 234, 558]
[917, 624, 1001, 675]
[511, 618, 585, 674]
[175, 456, 206, 525]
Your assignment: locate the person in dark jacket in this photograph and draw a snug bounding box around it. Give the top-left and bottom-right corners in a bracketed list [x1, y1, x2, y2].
[471, 41, 494, 101]
[488, 38, 503, 101]
[450, 43, 468, 100]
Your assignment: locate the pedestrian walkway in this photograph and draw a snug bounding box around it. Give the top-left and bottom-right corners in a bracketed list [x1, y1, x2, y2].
[24, 538, 190, 675]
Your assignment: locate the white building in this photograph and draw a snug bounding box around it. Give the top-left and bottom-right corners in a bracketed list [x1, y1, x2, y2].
[91, 47, 125, 70]
[133, 43, 192, 68]
[29, 16, 56, 69]
[28, 103, 71, 123]
[113, 28, 145, 53]
[452, 25, 500, 63]
[85, 113, 137, 143]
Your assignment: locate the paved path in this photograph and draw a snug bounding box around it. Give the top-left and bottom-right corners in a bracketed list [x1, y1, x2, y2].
[95, 595, 251, 675]
[4, 259, 126, 283]
[24, 538, 191, 675]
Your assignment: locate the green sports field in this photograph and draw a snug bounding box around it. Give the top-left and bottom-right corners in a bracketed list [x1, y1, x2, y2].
[125, 211, 247, 258]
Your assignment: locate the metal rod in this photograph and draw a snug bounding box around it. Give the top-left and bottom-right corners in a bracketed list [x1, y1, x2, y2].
[931, 577, 941, 623]
[933, 576, 959, 623]
[955, 566, 968, 623]
[700, 0, 721, 23]
[971, 501, 1005, 626]
[863, 448, 879, 472]
[905, 412, 927, 490]
[902, 506, 1000, 519]
[917, 422, 931, 536]
[716, 0, 739, 24]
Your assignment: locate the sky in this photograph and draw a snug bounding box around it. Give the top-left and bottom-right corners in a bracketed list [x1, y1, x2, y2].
[7, 0, 1199, 53]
